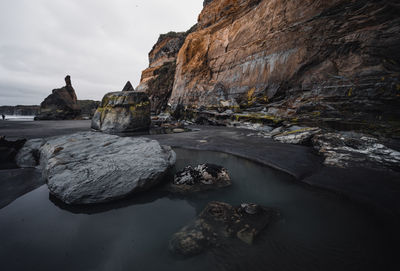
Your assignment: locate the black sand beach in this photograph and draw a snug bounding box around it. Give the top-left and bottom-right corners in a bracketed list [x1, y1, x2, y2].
[1, 120, 399, 217]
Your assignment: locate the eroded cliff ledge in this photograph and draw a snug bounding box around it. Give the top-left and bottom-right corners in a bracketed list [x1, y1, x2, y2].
[136, 28, 196, 114]
[167, 0, 400, 135]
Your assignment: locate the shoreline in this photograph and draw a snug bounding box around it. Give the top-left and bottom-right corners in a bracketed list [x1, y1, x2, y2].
[1, 120, 399, 217]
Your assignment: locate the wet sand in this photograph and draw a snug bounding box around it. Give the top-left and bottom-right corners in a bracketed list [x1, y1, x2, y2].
[1, 120, 399, 217]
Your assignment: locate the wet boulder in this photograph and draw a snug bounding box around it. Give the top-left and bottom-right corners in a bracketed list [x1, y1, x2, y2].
[91, 88, 151, 133]
[167, 164, 231, 193]
[169, 201, 278, 257]
[39, 132, 175, 204]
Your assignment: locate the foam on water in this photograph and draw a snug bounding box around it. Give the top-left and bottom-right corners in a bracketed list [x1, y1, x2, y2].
[3, 115, 35, 121]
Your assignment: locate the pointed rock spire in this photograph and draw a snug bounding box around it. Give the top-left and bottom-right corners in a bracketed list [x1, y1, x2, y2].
[122, 81, 135, 92]
[65, 75, 72, 87]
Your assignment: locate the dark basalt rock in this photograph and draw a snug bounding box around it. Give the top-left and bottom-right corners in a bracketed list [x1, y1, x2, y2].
[0, 136, 27, 169]
[167, 163, 231, 193]
[169, 201, 278, 257]
[35, 76, 81, 120]
[121, 81, 134, 92]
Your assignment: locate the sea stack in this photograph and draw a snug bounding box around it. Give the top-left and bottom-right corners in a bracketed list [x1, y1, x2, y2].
[91, 82, 151, 133]
[35, 75, 81, 120]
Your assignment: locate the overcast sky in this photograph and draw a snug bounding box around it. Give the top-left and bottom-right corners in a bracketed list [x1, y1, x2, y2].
[0, 0, 203, 106]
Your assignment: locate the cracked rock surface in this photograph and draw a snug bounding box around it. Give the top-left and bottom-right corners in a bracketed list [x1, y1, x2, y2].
[36, 132, 176, 204]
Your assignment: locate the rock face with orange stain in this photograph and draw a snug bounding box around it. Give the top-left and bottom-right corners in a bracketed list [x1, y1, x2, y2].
[136, 29, 195, 114]
[167, 0, 400, 134]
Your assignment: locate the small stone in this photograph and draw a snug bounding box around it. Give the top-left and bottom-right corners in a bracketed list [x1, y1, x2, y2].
[173, 128, 185, 133]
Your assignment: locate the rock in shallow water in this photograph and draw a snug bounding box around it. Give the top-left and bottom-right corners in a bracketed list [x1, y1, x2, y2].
[167, 164, 231, 193]
[39, 132, 175, 204]
[169, 201, 278, 256]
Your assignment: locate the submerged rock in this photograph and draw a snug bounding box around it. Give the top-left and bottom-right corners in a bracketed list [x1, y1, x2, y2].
[312, 132, 400, 171]
[39, 132, 175, 204]
[91, 90, 151, 133]
[167, 164, 231, 193]
[35, 75, 81, 120]
[169, 201, 278, 256]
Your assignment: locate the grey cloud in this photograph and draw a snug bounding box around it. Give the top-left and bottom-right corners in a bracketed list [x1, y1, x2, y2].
[0, 0, 202, 105]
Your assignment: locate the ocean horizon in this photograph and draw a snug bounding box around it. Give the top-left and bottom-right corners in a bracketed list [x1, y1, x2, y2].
[2, 115, 35, 121]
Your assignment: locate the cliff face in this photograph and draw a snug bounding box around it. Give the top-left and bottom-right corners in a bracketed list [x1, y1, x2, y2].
[168, 0, 400, 132]
[136, 31, 193, 114]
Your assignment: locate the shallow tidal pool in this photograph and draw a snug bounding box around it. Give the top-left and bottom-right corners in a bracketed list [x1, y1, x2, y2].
[0, 148, 399, 271]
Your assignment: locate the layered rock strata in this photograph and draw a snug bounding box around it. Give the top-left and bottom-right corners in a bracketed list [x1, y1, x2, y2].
[35, 76, 81, 120]
[91, 85, 151, 133]
[166, 0, 400, 136]
[136, 29, 195, 114]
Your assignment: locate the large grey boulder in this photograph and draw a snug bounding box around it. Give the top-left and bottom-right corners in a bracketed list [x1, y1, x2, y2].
[91, 89, 151, 133]
[39, 132, 175, 204]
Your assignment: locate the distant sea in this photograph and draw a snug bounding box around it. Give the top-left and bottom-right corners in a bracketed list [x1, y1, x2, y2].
[3, 115, 35, 121]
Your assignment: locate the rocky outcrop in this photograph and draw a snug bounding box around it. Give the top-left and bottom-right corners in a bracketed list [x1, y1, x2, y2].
[0, 105, 39, 116]
[168, 0, 400, 136]
[91, 87, 151, 133]
[136, 30, 195, 114]
[0, 136, 26, 169]
[167, 163, 231, 193]
[35, 76, 81, 120]
[312, 132, 400, 171]
[37, 132, 176, 204]
[169, 201, 278, 256]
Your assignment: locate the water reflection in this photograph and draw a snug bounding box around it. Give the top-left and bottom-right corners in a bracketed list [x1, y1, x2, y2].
[0, 148, 399, 271]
